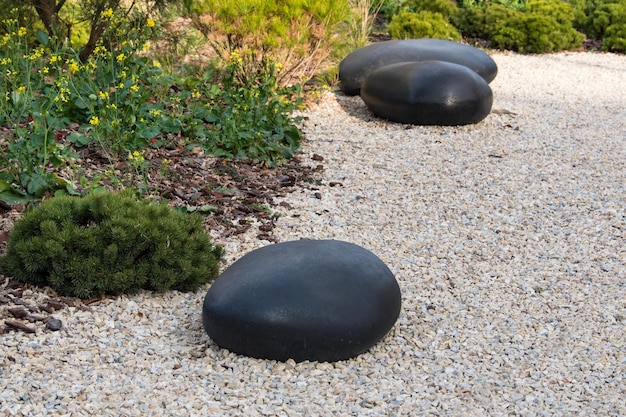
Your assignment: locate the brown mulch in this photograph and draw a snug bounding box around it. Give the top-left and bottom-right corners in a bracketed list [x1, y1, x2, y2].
[0, 138, 325, 334]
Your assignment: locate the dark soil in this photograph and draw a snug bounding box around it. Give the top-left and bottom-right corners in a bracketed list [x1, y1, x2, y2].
[0, 137, 325, 333]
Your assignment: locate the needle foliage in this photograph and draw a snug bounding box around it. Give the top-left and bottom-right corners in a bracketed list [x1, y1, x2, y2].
[0, 191, 224, 298]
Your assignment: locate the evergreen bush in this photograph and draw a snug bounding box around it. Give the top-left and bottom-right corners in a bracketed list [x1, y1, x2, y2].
[388, 10, 462, 40]
[186, 0, 351, 86]
[454, 0, 584, 53]
[0, 191, 224, 298]
[579, 0, 626, 52]
[403, 0, 458, 19]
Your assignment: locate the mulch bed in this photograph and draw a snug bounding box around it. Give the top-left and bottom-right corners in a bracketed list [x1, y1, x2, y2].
[0, 139, 326, 334]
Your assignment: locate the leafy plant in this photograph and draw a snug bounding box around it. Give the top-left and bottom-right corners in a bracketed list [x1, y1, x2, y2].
[0, 191, 224, 298]
[0, 12, 79, 200]
[388, 10, 462, 40]
[189, 50, 304, 164]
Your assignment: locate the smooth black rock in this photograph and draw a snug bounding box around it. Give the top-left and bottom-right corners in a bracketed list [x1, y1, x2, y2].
[360, 60, 493, 126]
[202, 240, 401, 362]
[339, 39, 498, 96]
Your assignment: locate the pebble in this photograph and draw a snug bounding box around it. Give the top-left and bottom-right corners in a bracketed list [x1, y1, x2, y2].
[1, 52, 625, 416]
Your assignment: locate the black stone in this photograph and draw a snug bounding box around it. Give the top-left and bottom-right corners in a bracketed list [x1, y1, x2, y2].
[360, 60, 493, 126]
[202, 240, 401, 362]
[339, 39, 498, 96]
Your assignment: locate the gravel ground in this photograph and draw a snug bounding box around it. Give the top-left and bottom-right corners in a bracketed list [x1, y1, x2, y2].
[1, 51, 625, 416]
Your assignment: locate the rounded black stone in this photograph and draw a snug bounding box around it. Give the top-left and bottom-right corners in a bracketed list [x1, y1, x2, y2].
[339, 39, 498, 96]
[360, 60, 493, 126]
[202, 240, 401, 362]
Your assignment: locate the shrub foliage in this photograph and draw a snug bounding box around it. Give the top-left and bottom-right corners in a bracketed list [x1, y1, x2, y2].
[454, 0, 585, 53]
[186, 0, 351, 85]
[0, 191, 224, 298]
[389, 10, 462, 40]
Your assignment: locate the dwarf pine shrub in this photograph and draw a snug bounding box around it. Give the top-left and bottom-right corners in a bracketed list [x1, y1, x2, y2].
[454, 0, 584, 53]
[403, 0, 458, 19]
[578, 0, 626, 52]
[389, 10, 462, 40]
[0, 191, 224, 298]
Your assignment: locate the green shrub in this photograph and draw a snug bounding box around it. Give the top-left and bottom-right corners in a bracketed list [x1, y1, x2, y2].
[579, 0, 626, 51]
[187, 0, 351, 86]
[0, 191, 224, 298]
[403, 0, 458, 19]
[453, 3, 519, 39]
[603, 19, 626, 51]
[388, 10, 462, 40]
[454, 0, 584, 53]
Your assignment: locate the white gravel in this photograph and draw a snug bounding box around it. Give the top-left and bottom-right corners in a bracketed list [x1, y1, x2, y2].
[1, 51, 626, 416]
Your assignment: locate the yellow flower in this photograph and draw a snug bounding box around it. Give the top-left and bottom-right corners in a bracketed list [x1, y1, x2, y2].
[228, 50, 243, 66]
[98, 91, 109, 100]
[17, 27, 27, 37]
[129, 150, 145, 162]
[66, 59, 79, 73]
[152, 60, 161, 68]
[149, 109, 161, 117]
[146, 18, 155, 28]
[89, 116, 99, 125]
[39, 66, 49, 75]
[116, 53, 125, 62]
[17, 86, 26, 94]
[49, 55, 59, 64]
[102, 8, 114, 19]
[129, 84, 140, 93]
[118, 82, 125, 89]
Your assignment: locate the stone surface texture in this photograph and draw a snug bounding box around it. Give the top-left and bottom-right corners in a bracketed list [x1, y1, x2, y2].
[1, 52, 625, 416]
[202, 239, 401, 362]
[361, 60, 493, 125]
[339, 39, 498, 95]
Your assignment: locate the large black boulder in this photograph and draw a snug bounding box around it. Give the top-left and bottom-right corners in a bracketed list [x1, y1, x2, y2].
[339, 39, 498, 96]
[202, 239, 401, 362]
[360, 60, 493, 126]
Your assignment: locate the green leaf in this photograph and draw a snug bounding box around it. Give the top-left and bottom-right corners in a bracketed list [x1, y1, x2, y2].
[197, 205, 218, 213]
[74, 97, 89, 110]
[137, 126, 161, 139]
[67, 132, 93, 147]
[0, 190, 37, 205]
[35, 30, 49, 45]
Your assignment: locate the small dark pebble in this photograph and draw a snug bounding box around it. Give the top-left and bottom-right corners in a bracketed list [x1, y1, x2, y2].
[312, 153, 324, 161]
[314, 192, 322, 199]
[45, 317, 63, 331]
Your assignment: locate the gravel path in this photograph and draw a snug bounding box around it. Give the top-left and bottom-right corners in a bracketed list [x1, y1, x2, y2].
[1, 51, 625, 416]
